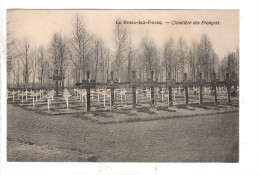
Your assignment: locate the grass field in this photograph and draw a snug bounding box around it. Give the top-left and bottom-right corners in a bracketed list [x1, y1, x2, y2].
[7, 104, 239, 162]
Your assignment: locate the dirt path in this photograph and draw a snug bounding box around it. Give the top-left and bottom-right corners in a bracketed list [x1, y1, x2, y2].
[7, 104, 239, 162]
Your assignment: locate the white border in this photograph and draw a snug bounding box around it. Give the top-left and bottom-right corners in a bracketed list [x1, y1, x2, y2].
[1, 0, 260, 175]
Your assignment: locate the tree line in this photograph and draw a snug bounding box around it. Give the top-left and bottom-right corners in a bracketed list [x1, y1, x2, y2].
[7, 14, 239, 89]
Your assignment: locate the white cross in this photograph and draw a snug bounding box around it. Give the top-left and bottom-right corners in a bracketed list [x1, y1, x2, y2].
[63, 92, 71, 109]
[196, 87, 199, 95]
[100, 90, 107, 107]
[82, 91, 86, 103]
[30, 89, 33, 99]
[136, 90, 139, 104]
[39, 89, 44, 99]
[50, 90, 55, 102]
[21, 91, 24, 103]
[96, 88, 101, 102]
[106, 90, 111, 108]
[31, 92, 36, 107]
[178, 86, 181, 95]
[144, 88, 150, 100]
[204, 87, 207, 95]
[118, 90, 124, 105]
[24, 89, 28, 101]
[45, 93, 53, 111]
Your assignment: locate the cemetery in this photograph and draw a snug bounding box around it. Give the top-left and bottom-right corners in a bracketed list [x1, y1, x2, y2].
[7, 70, 239, 162]
[6, 10, 239, 162]
[7, 70, 239, 124]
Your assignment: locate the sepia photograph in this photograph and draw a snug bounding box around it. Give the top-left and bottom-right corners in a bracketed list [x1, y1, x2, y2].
[6, 9, 239, 162]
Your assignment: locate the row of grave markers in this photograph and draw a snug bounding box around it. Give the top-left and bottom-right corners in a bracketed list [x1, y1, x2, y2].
[8, 84, 237, 113]
[74, 70, 238, 112]
[8, 70, 238, 113]
[9, 89, 44, 104]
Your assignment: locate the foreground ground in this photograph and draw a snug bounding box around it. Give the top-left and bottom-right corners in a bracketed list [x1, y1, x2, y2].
[7, 104, 239, 162]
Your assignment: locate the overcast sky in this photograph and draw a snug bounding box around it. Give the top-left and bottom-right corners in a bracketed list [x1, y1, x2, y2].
[7, 10, 239, 59]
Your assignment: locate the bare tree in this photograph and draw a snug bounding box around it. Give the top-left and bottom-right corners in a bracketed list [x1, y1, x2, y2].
[227, 52, 239, 81]
[49, 33, 69, 89]
[163, 37, 177, 80]
[212, 52, 220, 77]
[104, 49, 112, 83]
[219, 51, 239, 82]
[197, 34, 214, 81]
[6, 20, 19, 88]
[15, 38, 32, 89]
[38, 46, 47, 89]
[139, 37, 159, 81]
[113, 19, 128, 80]
[127, 38, 135, 82]
[187, 40, 199, 82]
[30, 46, 38, 89]
[7, 13, 238, 88]
[176, 37, 188, 81]
[93, 36, 104, 81]
[69, 14, 93, 82]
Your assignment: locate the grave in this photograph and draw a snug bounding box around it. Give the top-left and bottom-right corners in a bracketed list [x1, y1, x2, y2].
[144, 88, 151, 100]
[178, 86, 182, 95]
[136, 90, 139, 104]
[49, 90, 55, 102]
[99, 89, 108, 107]
[11, 90, 16, 102]
[39, 89, 44, 99]
[31, 92, 37, 107]
[75, 71, 96, 112]
[30, 89, 34, 99]
[96, 88, 101, 102]
[44, 92, 53, 111]
[122, 88, 127, 101]
[63, 90, 72, 109]
[51, 69, 64, 97]
[160, 88, 166, 103]
[118, 90, 125, 105]
[82, 71, 96, 112]
[19, 91, 24, 103]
